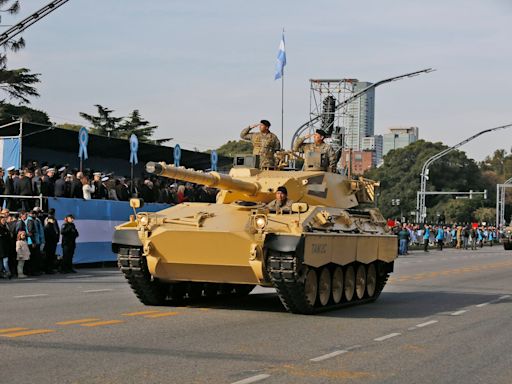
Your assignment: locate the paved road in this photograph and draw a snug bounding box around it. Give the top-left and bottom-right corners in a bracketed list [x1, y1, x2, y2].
[1, 247, 511, 384]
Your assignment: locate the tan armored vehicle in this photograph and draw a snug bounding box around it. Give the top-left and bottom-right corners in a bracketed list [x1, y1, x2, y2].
[113, 155, 398, 314]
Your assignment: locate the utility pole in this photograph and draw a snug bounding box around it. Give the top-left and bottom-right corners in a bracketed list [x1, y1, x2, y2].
[416, 123, 512, 223]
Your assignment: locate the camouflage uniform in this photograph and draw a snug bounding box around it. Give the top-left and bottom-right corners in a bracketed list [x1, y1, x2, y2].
[293, 136, 337, 172]
[240, 127, 281, 168]
[266, 198, 293, 212]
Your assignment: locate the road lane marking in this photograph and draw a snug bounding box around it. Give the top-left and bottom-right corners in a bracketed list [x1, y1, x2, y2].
[144, 312, 179, 318]
[230, 374, 271, 384]
[122, 310, 161, 317]
[310, 350, 348, 362]
[374, 333, 401, 341]
[0, 327, 28, 334]
[80, 320, 124, 327]
[82, 289, 113, 293]
[451, 310, 467, 316]
[14, 294, 49, 298]
[1, 329, 55, 338]
[56, 318, 101, 325]
[477, 295, 511, 308]
[416, 320, 438, 328]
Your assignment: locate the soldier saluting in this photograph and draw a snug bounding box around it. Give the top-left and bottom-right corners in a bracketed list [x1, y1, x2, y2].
[240, 119, 281, 169]
[293, 129, 337, 172]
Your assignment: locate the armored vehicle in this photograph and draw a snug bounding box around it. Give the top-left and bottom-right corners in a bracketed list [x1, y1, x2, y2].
[113, 155, 397, 314]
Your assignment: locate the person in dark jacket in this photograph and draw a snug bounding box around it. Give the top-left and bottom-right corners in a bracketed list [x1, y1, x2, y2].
[0, 214, 11, 278]
[115, 178, 130, 201]
[43, 213, 59, 274]
[15, 170, 34, 211]
[92, 172, 108, 199]
[54, 173, 68, 197]
[4, 167, 17, 211]
[70, 172, 83, 199]
[40, 168, 56, 197]
[61, 214, 79, 273]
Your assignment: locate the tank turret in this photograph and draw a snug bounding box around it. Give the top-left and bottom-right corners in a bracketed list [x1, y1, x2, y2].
[146, 161, 377, 208]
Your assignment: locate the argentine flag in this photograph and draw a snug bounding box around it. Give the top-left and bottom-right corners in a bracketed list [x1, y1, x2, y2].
[274, 31, 286, 80]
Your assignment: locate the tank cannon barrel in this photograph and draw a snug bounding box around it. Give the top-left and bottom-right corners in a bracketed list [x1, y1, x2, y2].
[146, 161, 260, 195]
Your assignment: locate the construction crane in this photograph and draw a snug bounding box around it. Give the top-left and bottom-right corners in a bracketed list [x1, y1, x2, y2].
[0, 0, 69, 47]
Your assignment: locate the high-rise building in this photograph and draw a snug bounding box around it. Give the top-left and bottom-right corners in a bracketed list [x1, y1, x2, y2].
[342, 81, 375, 151]
[382, 127, 419, 157]
[361, 135, 383, 166]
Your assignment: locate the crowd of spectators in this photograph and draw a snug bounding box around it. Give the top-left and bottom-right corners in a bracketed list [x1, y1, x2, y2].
[0, 206, 72, 280]
[0, 160, 218, 209]
[392, 222, 505, 255]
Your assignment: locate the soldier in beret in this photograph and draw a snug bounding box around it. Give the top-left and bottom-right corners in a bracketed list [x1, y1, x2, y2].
[293, 129, 337, 172]
[240, 119, 281, 169]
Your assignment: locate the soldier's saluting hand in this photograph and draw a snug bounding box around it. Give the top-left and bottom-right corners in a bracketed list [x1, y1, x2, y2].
[240, 120, 281, 169]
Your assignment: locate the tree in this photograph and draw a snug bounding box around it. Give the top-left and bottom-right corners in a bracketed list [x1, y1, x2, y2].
[366, 140, 486, 221]
[0, 1, 41, 104]
[0, 103, 49, 124]
[473, 207, 496, 224]
[215, 140, 253, 157]
[118, 109, 169, 144]
[79, 105, 123, 138]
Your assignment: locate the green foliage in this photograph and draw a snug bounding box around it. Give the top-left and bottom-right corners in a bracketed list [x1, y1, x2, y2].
[79, 105, 167, 144]
[480, 149, 512, 181]
[215, 140, 253, 157]
[0, 103, 49, 124]
[366, 140, 485, 221]
[79, 105, 123, 138]
[0, 68, 40, 104]
[473, 207, 496, 224]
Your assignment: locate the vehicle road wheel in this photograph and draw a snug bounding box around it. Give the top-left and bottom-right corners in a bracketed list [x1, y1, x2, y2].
[187, 283, 204, 299]
[366, 264, 377, 298]
[203, 283, 219, 297]
[304, 269, 318, 307]
[318, 267, 331, 306]
[344, 265, 355, 302]
[355, 264, 367, 300]
[331, 266, 344, 304]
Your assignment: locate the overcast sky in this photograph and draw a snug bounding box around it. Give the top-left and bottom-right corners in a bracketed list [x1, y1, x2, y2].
[5, 0, 512, 161]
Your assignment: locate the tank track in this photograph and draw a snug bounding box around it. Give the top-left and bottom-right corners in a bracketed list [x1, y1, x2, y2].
[118, 246, 254, 306]
[268, 252, 390, 314]
[118, 247, 168, 305]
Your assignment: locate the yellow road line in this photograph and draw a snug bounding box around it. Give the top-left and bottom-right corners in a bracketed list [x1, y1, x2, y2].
[0, 327, 28, 334]
[1, 329, 55, 338]
[121, 310, 161, 317]
[80, 320, 124, 327]
[144, 312, 179, 318]
[56, 318, 101, 325]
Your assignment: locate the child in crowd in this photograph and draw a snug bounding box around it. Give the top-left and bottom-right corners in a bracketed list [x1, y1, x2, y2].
[16, 231, 30, 278]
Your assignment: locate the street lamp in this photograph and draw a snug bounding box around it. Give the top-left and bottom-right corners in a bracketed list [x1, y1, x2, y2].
[417, 123, 512, 223]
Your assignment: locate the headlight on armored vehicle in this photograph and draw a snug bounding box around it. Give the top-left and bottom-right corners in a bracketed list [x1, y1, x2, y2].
[138, 214, 149, 227]
[254, 215, 267, 230]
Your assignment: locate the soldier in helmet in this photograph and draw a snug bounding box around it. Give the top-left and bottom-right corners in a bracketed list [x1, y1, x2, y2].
[240, 119, 281, 169]
[293, 129, 337, 172]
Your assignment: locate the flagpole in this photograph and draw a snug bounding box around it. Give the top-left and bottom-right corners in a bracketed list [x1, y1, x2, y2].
[281, 72, 284, 148]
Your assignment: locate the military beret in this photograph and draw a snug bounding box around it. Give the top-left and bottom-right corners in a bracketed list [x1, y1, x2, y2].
[277, 186, 288, 194]
[260, 119, 271, 128]
[316, 129, 328, 137]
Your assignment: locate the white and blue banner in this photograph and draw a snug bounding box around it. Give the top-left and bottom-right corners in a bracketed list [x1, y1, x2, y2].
[48, 198, 170, 264]
[0, 137, 21, 170]
[78, 127, 89, 160]
[274, 30, 286, 80]
[129, 134, 138, 165]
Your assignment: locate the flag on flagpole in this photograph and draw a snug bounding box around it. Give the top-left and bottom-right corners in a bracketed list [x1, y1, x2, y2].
[274, 31, 286, 80]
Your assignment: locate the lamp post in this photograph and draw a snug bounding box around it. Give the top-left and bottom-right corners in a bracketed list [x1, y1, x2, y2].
[391, 198, 402, 222]
[417, 123, 512, 223]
